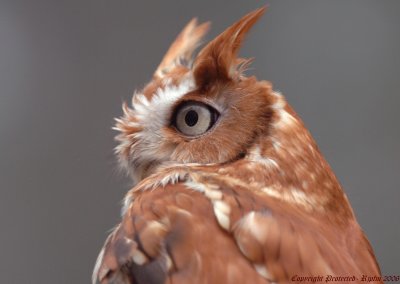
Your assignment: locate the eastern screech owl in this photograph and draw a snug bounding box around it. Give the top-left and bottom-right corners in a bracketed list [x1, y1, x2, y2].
[93, 7, 381, 284]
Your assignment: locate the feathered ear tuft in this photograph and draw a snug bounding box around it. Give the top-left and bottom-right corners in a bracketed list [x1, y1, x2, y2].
[193, 7, 266, 90]
[154, 18, 210, 79]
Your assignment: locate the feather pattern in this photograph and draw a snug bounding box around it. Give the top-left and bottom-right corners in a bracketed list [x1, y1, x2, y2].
[93, 7, 382, 284]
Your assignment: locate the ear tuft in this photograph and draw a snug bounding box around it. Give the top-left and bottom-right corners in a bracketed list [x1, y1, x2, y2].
[154, 18, 210, 79]
[193, 7, 266, 89]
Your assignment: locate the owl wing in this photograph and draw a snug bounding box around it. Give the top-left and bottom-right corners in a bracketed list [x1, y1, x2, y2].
[93, 173, 381, 284]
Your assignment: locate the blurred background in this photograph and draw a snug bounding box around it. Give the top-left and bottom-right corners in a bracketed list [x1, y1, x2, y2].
[1, 0, 399, 282]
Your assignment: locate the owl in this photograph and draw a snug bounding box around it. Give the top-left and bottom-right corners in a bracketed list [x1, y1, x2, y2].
[93, 7, 382, 284]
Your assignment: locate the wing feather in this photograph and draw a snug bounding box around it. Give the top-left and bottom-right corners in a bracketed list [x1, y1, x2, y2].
[93, 171, 381, 284]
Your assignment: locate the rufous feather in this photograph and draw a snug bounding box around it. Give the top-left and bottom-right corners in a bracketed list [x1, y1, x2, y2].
[193, 7, 266, 88]
[154, 18, 210, 79]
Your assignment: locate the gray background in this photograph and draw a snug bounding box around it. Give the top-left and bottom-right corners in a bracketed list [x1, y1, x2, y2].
[1, 1, 399, 283]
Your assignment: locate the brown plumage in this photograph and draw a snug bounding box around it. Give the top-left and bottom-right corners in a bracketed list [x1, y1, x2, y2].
[93, 7, 382, 284]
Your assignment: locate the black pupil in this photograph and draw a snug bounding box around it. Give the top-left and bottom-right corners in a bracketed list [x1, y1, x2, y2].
[185, 110, 199, 127]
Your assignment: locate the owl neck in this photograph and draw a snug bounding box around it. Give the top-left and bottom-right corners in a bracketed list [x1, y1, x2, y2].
[243, 94, 355, 225]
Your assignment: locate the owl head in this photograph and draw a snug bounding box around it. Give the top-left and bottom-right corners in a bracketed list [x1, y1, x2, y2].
[114, 8, 303, 185]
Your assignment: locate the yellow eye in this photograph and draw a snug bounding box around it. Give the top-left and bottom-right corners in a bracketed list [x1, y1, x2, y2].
[173, 101, 219, 137]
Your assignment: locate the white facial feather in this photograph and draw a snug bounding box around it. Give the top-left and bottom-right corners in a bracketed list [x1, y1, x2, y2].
[133, 75, 195, 140]
[118, 74, 195, 182]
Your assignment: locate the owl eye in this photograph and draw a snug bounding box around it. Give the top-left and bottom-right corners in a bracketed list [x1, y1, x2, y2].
[172, 101, 219, 137]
